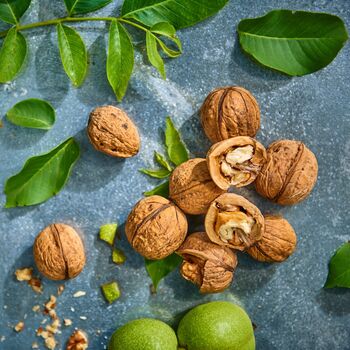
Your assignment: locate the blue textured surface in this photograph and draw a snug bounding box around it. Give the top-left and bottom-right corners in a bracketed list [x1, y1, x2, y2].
[0, 0, 349, 349]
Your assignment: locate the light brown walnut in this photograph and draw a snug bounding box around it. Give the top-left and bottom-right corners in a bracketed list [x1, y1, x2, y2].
[177, 232, 237, 293]
[125, 196, 188, 260]
[33, 224, 86, 281]
[255, 140, 318, 205]
[200, 86, 260, 143]
[247, 215, 297, 263]
[169, 158, 225, 215]
[87, 105, 140, 158]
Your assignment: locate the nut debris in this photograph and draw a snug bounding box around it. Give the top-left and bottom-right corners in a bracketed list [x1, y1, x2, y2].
[66, 329, 88, 350]
[73, 291, 86, 298]
[14, 321, 24, 332]
[15, 267, 33, 281]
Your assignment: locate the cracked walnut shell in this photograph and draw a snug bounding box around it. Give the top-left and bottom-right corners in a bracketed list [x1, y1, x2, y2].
[177, 232, 237, 293]
[255, 140, 318, 205]
[200, 86, 260, 143]
[87, 105, 140, 158]
[207, 136, 267, 189]
[125, 195, 188, 260]
[33, 224, 86, 281]
[169, 158, 225, 215]
[247, 215, 297, 263]
[205, 193, 264, 251]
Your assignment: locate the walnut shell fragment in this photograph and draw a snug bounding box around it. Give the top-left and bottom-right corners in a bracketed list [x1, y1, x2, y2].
[33, 224, 86, 281]
[125, 195, 188, 260]
[177, 232, 237, 293]
[200, 86, 260, 143]
[255, 140, 318, 205]
[169, 158, 225, 215]
[247, 215, 297, 263]
[207, 136, 267, 189]
[205, 193, 264, 251]
[87, 105, 140, 158]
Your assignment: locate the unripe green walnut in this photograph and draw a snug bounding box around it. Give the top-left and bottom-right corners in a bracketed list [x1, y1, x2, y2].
[177, 301, 255, 350]
[108, 318, 178, 350]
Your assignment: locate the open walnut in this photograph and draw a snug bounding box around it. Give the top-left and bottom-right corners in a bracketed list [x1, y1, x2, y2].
[200, 86, 260, 143]
[169, 158, 225, 215]
[207, 136, 267, 189]
[205, 193, 264, 251]
[255, 140, 318, 205]
[247, 215, 297, 263]
[125, 196, 188, 260]
[177, 232, 237, 293]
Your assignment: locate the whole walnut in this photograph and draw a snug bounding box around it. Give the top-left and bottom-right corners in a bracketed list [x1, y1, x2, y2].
[87, 105, 140, 158]
[177, 232, 238, 293]
[169, 158, 225, 215]
[207, 136, 267, 190]
[205, 193, 264, 251]
[33, 223, 86, 281]
[255, 140, 318, 205]
[247, 215, 297, 263]
[125, 195, 188, 260]
[200, 86, 260, 143]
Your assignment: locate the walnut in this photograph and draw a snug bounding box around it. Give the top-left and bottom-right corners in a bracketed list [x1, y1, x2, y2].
[66, 329, 88, 350]
[207, 136, 267, 189]
[177, 232, 237, 293]
[255, 140, 318, 205]
[87, 105, 140, 158]
[205, 193, 264, 251]
[125, 195, 188, 260]
[247, 215, 297, 263]
[200, 86, 260, 143]
[33, 224, 86, 281]
[169, 158, 225, 215]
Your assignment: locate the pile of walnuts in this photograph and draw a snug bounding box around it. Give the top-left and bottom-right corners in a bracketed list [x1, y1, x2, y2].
[125, 86, 318, 293]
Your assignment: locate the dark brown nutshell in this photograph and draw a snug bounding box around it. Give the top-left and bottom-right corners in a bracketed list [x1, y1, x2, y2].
[247, 215, 297, 263]
[200, 86, 260, 143]
[87, 105, 140, 158]
[169, 158, 225, 215]
[177, 232, 238, 293]
[125, 195, 188, 260]
[255, 140, 318, 205]
[33, 223, 86, 281]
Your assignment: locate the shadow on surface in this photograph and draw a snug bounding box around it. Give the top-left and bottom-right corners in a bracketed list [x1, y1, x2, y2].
[316, 288, 350, 316]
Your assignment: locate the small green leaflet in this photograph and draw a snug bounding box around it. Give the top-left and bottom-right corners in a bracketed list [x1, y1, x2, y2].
[122, 0, 229, 29]
[6, 98, 55, 130]
[0, 0, 31, 25]
[107, 20, 134, 101]
[238, 10, 349, 76]
[145, 253, 182, 291]
[5, 138, 80, 208]
[146, 31, 166, 79]
[99, 223, 118, 245]
[140, 168, 171, 179]
[57, 24, 87, 87]
[63, 0, 112, 15]
[144, 181, 169, 198]
[154, 151, 172, 172]
[0, 28, 27, 83]
[324, 242, 350, 289]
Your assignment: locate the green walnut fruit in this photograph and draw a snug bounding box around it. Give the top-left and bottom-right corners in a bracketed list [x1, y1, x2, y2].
[108, 318, 178, 350]
[177, 301, 255, 350]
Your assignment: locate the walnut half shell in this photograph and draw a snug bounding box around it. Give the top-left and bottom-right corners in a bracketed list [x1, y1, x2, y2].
[125, 196, 188, 260]
[205, 193, 264, 251]
[177, 232, 237, 293]
[207, 136, 267, 189]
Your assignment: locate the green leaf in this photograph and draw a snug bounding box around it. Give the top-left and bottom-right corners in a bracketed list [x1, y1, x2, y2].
[63, 0, 112, 15]
[57, 24, 87, 87]
[238, 10, 349, 76]
[0, 0, 31, 25]
[324, 242, 350, 289]
[165, 116, 188, 166]
[151, 22, 182, 58]
[144, 181, 169, 198]
[122, 0, 229, 29]
[107, 20, 134, 101]
[140, 168, 171, 179]
[0, 28, 27, 83]
[146, 31, 165, 78]
[6, 98, 55, 130]
[99, 223, 118, 245]
[5, 138, 80, 208]
[154, 151, 173, 171]
[145, 253, 182, 291]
